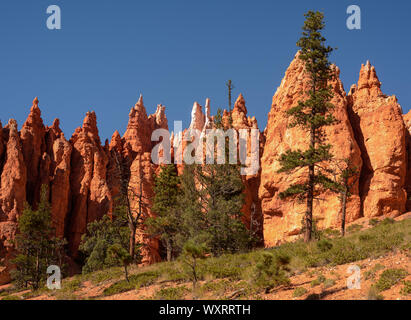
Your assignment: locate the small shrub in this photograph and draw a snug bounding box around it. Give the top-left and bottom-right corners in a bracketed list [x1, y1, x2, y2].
[367, 285, 384, 300]
[369, 219, 379, 226]
[323, 278, 336, 289]
[322, 228, 340, 238]
[380, 218, 395, 226]
[252, 252, 290, 292]
[375, 269, 408, 291]
[62, 278, 82, 292]
[316, 239, 333, 252]
[359, 234, 375, 242]
[103, 271, 159, 296]
[400, 280, 411, 296]
[364, 264, 385, 280]
[155, 286, 188, 300]
[292, 287, 307, 298]
[346, 224, 362, 233]
[310, 275, 326, 287]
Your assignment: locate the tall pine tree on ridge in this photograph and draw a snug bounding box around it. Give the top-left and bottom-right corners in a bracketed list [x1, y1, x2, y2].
[277, 11, 337, 242]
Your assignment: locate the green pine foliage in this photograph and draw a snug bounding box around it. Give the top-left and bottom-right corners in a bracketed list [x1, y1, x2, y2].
[79, 204, 135, 274]
[175, 109, 252, 255]
[252, 252, 291, 292]
[181, 241, 208, 288]
[277, 11, 337, 242]
[145, 164, 181, 261]
[11, 185, 66, 290]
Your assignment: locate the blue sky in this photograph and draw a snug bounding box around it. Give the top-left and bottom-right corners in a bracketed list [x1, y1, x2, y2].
[1, 0, 410, 141]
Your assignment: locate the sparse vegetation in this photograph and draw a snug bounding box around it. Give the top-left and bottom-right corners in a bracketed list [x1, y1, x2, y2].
[364, 263, 385, 280]
[323, 278, 336, 289]
[400, 280, 411, 296]
[375, 268, 408, 292]
[103, 271, 160, 296]
[346, 224, 362, 234]
[6, 216, 409, 300]
[310, 275, 326, 287]
[293, 287, 307, 298]
[155, 286, 189, 300]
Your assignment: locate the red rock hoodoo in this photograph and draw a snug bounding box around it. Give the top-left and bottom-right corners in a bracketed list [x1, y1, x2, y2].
[0, 55, 410, 284]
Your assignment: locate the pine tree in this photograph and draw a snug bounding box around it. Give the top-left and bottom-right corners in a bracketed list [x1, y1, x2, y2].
[146, 164, 181, 261]
[331, 158, 359, 236]
[107, 243, 133, 282]
[176, 109, 251, 255]
[79, 203, 135, 273]
[11, 185, 66, 290]
[277, 11, 337, 242]
[181, 241, 207, 289]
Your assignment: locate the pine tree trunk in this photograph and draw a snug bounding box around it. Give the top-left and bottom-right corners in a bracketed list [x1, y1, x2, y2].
[341, 190, 347, 236]
[166, 239, 172, 262]
[124, 265, 129, 283]
[305, 163, 314, 243]
[129, 224, 136, 262]
[305, 123, 315, 243]
[192, 259, 197, 289]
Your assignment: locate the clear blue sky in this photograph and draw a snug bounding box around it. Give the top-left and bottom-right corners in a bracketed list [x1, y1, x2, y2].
[1, 0, 410, 141]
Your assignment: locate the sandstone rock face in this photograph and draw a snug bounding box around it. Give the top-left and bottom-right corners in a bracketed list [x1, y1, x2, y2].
[403, 111, 411, 211]
[49, 133, 72, 238]
[228, 94, 264, 240]
[20, 97, 46, 206]
[0, 121, 4, 166]
[123, 95, 154, 159]
[1, 56, 410, 283]
[129, 153, 161, 264]
[259, 53, 363, 246]
[0, 119, 27, 223]
[348, 61, 407, 218]
[0, 119, 27, 284]
[68, 111, 112, 257]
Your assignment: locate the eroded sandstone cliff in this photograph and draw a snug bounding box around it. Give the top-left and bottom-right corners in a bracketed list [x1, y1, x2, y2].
[0, 54, 410, 284]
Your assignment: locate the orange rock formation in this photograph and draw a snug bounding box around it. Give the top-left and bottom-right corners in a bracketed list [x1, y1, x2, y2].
[0, 54, 410, 284]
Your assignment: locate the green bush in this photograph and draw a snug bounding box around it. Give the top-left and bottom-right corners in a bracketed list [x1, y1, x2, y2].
[400, 280, 411, 296]
[346, 224, 362, 233]
[323, 278, 336, 289]
[292, 287, 307, 298]
[316, 239, 333, 252]
[375, 269, 408, 291]
[380, 218, 395, 226]
[368, 219, 379, 226]
[62, 278, 82, 292]
[310, 275, 326, 287]
[252, 252, 290, 292]
[155, 286, 188, 300]
[364, 264, 385, 280]
[322, 228, 340, 238]
[103, 271, 160, 296]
